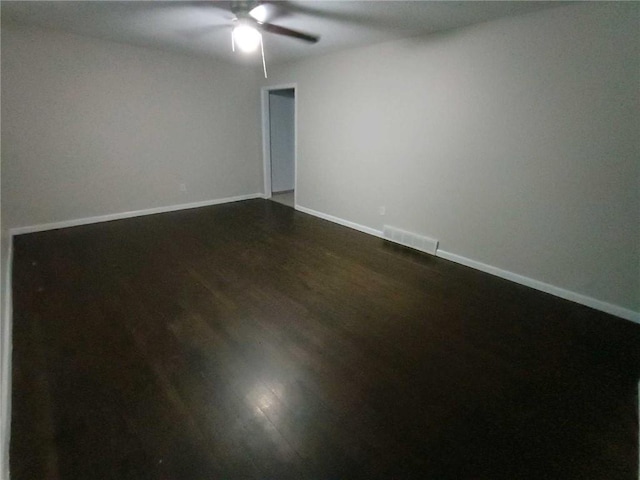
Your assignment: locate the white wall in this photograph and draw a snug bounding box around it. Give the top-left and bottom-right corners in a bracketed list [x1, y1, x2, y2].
[1, 25, 263, 230]
[265, 3, 640, 315]
[269, 89, 295, 193]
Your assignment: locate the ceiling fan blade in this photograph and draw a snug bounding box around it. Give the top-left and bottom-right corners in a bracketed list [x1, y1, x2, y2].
[259, 22, 319, 43]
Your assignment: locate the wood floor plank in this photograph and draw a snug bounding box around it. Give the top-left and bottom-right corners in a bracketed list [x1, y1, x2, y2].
[10, 199, 640, 479]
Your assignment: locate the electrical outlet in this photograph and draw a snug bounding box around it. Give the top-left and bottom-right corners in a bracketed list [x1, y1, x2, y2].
[179, 183, 187, 192]
[379, 206, 386, 216]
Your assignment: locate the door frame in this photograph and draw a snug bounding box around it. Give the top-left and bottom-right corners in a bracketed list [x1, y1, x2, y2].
[261, 83, 298, 203]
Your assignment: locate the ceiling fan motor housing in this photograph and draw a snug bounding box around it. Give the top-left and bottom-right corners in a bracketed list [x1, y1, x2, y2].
[230, 1, 261, 18]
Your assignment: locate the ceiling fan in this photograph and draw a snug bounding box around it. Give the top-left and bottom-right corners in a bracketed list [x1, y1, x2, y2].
[219, 1, 319, 76]
[229, 1, 319, 47]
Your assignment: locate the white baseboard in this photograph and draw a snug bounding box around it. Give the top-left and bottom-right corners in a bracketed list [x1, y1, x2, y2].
[1, 236, 14, 480]
[294, 205, 384, 238]
[294, 205, 639, 324]
[436, 250, 639, 324]
[9, 193, 264, 236]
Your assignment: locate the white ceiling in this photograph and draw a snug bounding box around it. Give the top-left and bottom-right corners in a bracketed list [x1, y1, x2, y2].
[2, 1, 562, 65]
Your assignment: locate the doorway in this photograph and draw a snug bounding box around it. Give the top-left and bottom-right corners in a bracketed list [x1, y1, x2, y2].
[262, 85, 296, 208]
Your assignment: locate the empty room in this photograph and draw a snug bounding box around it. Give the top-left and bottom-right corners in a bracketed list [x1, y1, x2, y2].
[1, 1, 639, 479]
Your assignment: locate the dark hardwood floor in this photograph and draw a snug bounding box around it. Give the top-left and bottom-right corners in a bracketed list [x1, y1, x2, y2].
[10, 199, 640, 479]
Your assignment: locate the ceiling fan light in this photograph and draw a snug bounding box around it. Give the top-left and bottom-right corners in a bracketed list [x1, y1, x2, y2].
[249, 4, 269, 23]
[233, 24, 261, 53]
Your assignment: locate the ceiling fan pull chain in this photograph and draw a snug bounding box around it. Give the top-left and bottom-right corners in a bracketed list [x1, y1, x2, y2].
[260, 35, 268, 78]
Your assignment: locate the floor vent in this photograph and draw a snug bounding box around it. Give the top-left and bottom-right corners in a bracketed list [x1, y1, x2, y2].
[382, 225, 439, 255]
